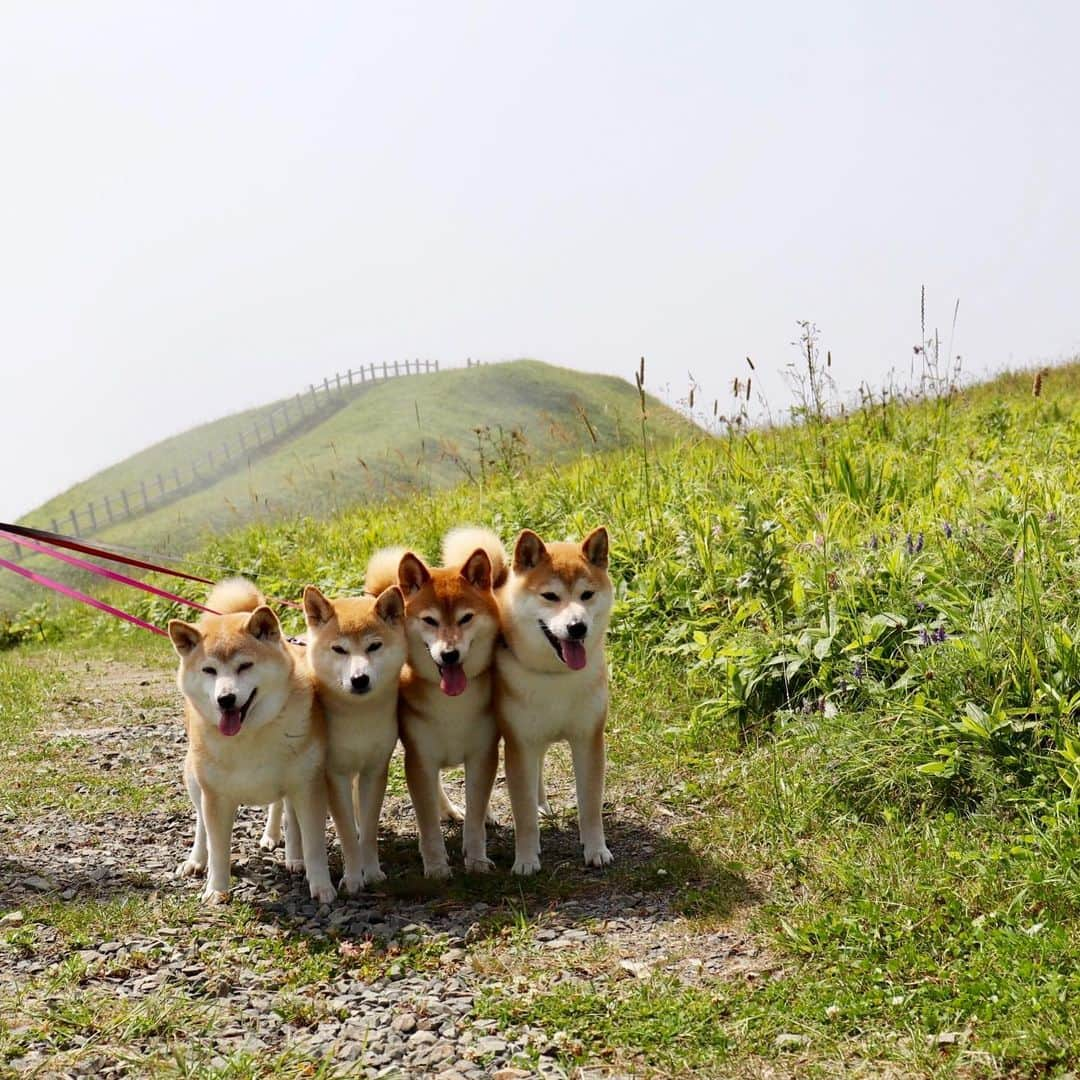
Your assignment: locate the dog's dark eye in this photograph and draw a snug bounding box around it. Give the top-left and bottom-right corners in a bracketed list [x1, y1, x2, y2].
[422, 616, 439, 627]
[542, 592, 559, 602]
[581, 590, 595, 601]
[237, 662, 253, 673]
[458, 612, 474, 625]
[367, 641, 382, 653]
[202, 666, 217, 676]
[332, 645, 348, 655]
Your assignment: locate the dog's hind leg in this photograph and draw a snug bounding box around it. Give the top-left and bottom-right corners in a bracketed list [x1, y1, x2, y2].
[260, 800, 284, 851]
[537, 749, 552, 817]
[283, 800, 303, 873]
[438, 783, 464, 823]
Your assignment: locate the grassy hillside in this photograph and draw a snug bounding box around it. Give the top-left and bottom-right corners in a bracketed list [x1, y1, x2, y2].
[2, 360, 693, 610]
[7, 360, 1080, 1073]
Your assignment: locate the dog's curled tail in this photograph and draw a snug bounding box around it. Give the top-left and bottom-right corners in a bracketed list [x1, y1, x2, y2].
[365, 547, 409, 596]
[442, 527, 508, 589]
[206, 577, 265, 614]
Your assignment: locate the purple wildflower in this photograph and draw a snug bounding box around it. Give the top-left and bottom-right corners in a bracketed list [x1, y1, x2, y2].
[915, 600, 926, 612]
[853, 661, 866, 680]
[1046, 511, 1059, 524]
[932, 626, 947, 644]
[906, 533, 915, 555]
[942, 522, 953, 539]
[919, 628, 931, 646]
[915, 532, 924, 553]
[869, 534, 879, 551]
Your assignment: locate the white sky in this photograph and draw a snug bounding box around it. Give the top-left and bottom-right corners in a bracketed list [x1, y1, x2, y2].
[3, 1, 1079, 520]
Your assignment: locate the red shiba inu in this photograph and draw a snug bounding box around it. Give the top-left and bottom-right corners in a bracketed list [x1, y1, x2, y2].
[298, 582, 406, 892]
[366, 539, 502, 878]
[168, 579, 335, 904]
[455, 526, 614, 875]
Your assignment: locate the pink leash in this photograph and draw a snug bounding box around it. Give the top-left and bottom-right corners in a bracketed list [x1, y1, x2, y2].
[0, 556, 169, 637]
[0, 530, 219, 615]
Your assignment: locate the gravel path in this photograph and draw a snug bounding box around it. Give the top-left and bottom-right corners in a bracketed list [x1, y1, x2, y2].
[0, 658, 763, 1078]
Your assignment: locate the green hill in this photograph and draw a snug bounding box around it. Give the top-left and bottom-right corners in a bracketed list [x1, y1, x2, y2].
[2, 360, 694, 609]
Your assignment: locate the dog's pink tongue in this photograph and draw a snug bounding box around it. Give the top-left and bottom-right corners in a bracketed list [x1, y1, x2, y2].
[219, 709, 243, 736]
[440, 664, 467, 696]
[562, 640, 588, 670]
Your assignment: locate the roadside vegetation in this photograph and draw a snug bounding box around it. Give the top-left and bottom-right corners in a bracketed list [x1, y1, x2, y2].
[6, 350, 1080, 1075]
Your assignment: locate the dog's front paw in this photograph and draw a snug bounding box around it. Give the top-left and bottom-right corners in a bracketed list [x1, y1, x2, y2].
[583, 843, 613, 868]
[440, 800, 465, 823]
[464, 855, 495, 874]
[177, 858, 206, 878]
[258, 831, 281, 852]
[200, 885, 231, 905]
[511, 853, 541, 876]
[309, 880, 337, 904]
[361, 864, 387, 886]
[423, 861, 453, 881]
[284, 857, 305, 875]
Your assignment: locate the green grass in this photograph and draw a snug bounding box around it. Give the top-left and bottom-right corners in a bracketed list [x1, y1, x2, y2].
[2, 360, 693, 614]
[11, 360, 1080, 1073]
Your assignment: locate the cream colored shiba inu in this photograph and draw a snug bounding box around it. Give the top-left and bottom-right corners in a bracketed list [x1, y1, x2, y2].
[297, 582, 406, 892]
[457, 526, 613, 875]
[168, 579, 335, 904]
[366, 540, 502, 879]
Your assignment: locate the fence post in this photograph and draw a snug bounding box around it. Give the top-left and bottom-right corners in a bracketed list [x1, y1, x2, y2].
[140, 481, 149, 511]
[87, 502, 98, 530]
[268, 412, 277, 438]
[370, 362, 376, 380]
[335, 372, 342, 391]
[121, 490, 131, 518]
[103, 495, 114, 524]
[359, 365, 366, 382]
[157, 473, 165, 497]
[347, 368, 354, 386]
[382, 361, 388, 378]
[51, 518, 60, 533]
[435, 359, 439, 372]
[70, 509, 81, 537]
[322, 377, 330, 396]
[310, 384, 318, 409]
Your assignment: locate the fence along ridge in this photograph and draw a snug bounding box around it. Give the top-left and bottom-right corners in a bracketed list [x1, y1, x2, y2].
[9, 358, 455, 556]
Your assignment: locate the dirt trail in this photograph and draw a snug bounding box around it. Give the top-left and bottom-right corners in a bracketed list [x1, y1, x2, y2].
[1, 656, 764, 1078]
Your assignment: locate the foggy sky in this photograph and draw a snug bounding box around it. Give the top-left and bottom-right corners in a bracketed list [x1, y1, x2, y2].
[3, 1, 1078, 519]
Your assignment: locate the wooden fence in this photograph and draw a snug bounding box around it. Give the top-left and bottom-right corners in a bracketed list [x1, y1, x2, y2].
[6, 358, 447, 555]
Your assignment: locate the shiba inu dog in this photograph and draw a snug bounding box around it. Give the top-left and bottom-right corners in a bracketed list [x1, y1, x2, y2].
[366, 539, 502, 878]
[297, 581, 406, 892]
[458, 526, 613, 875]
[168, 579, 335, 904]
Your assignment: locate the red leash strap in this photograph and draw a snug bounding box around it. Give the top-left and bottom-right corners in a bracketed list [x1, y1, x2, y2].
[0, 530, 219, 615]
[0, 557, 169, 637]
[0, 522, 214, 585]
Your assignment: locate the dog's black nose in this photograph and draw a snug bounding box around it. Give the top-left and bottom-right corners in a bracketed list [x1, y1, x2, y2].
[440, 648, 460, 666]
[217, 692, 237, 709]
[350, 673, 370, 692]
[567, 621, 587, 640]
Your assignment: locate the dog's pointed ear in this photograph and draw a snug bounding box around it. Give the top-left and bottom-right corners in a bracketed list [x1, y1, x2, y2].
[461, 548, 492, 591]
[303, 586, 335, 629]
[168, 619, 202, 657]
[375, 585, 405, 625]
[581, 527, 609, 569]
[398, 553, 430, 596]
[247, 605, 281, 643]
[514, 530, 547, 572]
